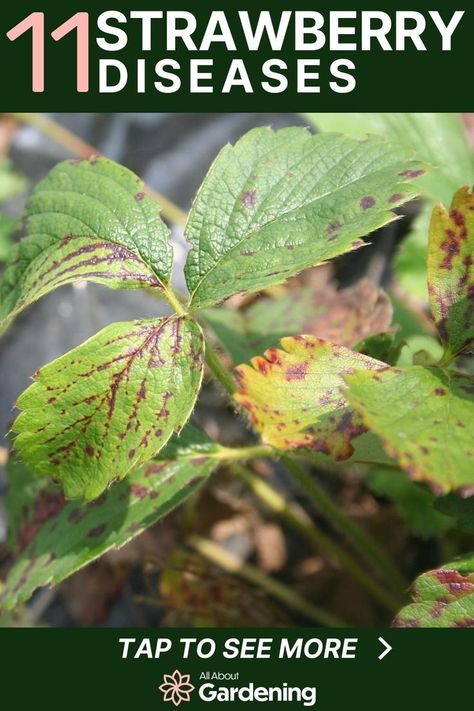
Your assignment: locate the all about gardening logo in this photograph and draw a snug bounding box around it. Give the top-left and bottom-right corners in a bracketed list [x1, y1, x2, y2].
[159, 670, 195, 706]
[158, 669, 317, 706]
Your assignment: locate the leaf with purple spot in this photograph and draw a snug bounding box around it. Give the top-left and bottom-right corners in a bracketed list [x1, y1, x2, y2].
[0, 157, 173, 334]
[345, 365, 474, 494]
[13, 316, 204, 500]
[234, 335, 383, 459]
[428, 187, 474, 358]
[184, 127, 427, 310]
[393, 553, 474, 628]
[0, 425, 221, 611]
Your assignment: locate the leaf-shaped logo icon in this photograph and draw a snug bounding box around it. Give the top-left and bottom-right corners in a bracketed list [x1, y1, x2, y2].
[159, 670, 195, 706]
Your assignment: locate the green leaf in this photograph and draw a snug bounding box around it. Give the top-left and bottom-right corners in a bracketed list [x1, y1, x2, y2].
[234, 335, 382, 459]
[13, 316, 204, 500]
[435, 493, 474, 532]
[345, 365, 474, 494]
[393, 554, 474, 627]
[366, 468, 452, 538]
[205, 278, 392, 366]
[0, 426, 220, 611]
[355, 333, 401, 365]
[0, 158, 27, 202]
[304, 114, 472, 201]
[0, 157, 173, 333]
[184, 127, 426, 310]
[305, 114, 474, 302]
[396, 335, 444, 367]
[428, 187, 474, 358]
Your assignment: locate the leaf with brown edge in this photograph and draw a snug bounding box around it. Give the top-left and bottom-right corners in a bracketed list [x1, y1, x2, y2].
[0, 425, 220, 612]
[393, 553, 474, 628]
[428, 187, 474, 358]
[345, 365, 474, 494]
[13, 316, 204, 500]
[0, 157, 173, 334]
[234, 335, 383, 459]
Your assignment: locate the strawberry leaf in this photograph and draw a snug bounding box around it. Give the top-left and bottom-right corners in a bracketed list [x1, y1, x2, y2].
[184, 127, 426, 310]
[428, 187, 474, 358]
[366, 468, 452, 539]
[13, 316, 204, 500]
[234, 335, 382, 459]
[393, 554, 474, 628]
[305, 114, 474, 303]
[0, 426, 220, 611]
[0, 158, 173, 333]
[345, 365, 474, 494]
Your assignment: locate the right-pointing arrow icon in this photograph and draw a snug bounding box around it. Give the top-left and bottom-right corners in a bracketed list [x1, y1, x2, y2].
[378, 636, 392, 660]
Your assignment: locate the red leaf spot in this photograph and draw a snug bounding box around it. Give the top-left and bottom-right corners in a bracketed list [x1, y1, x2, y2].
[388, 193, 404, 204]
[434, 388, 446, 396]
[434, 569, 474, 596]
[286, 363, 308, 381]
[135, 191, 145, 201]
[87, 524, 107, 538]
[360, 196, 376, 210]
[326, 221, 342, 234]
[241, 190, 257, 209]
[399, 169, 425, 179]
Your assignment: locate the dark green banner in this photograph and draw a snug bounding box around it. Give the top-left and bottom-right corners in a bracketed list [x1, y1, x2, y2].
[2, 628, 470, 708]
[1, 0, 472, 111]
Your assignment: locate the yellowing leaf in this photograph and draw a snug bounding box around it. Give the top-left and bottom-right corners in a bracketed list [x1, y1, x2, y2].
[428, 187, 474, 357]
[234, 335, 382, 459]
[345, 365, 474, 494]
[13, 317, 204, 500]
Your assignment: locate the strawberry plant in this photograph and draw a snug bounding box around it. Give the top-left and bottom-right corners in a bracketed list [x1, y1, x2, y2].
[1, 123, 473, 628]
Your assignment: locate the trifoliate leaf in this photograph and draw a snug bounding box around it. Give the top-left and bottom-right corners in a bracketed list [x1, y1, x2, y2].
[0, 426, 220, 611]
[345, 365, 474, 494]
[185, 127, 426, 310]
[234, 335, 382, 459]
[0, 158, 173, 333]
[428, 187, 474, 358]
[393, 554, 474, 628]
[13, 316, 204, 500]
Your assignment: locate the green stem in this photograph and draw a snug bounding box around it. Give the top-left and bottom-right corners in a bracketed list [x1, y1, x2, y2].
[233, 464, 401, 614]
[281, 456, 407, 596]
[162, 284, 187, 317]
[204, 340, 237, 395]
[188, 535, 348, 627]
[216, 444, 274, 461]
[10, 112, 188, 227]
